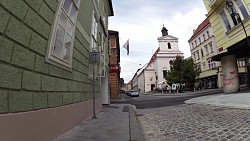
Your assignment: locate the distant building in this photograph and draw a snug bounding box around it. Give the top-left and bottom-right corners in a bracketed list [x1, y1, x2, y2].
[188, 18, 223, 89]
[127, 80, 132, 90]
[108, 30, 120, 99]
[136, 26, 184, 92]
[131, 68, 140, 90]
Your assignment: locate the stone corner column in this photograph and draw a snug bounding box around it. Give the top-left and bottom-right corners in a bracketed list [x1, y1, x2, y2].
[221, 55, 240, 94]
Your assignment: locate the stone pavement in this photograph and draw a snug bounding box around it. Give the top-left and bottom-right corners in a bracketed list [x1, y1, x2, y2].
[137, 104, 250, 141]
[51, 104, 143, 141]
[144, 88, 222, 97]
[185, 92, 250, 109]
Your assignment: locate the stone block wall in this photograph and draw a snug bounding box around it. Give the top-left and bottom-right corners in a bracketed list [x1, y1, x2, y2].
[0, 0, 100, 114]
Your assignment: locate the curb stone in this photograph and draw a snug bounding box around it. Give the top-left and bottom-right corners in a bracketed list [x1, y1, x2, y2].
[129, 105, 144, 141]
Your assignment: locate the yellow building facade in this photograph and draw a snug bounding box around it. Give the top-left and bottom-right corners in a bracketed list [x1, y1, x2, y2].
[202, 0, 250, 93]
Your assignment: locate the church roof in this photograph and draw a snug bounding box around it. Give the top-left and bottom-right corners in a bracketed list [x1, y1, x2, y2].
[157, 35, 178, 40]
[148, 47, 160, 64]
[188, 18, 210, 42]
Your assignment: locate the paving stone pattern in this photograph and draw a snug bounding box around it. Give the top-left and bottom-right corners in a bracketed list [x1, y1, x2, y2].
[137, 104, 250, 141]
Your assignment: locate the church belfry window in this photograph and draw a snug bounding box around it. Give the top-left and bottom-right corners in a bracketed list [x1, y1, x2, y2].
[163, 70, 168, 78]
[168, 42, 171, 49]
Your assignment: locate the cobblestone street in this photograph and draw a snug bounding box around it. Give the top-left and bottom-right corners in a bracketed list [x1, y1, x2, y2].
[137, 104, 250, 141]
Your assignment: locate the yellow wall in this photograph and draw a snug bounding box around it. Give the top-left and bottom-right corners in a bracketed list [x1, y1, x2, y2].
[203, 0, 250, 52]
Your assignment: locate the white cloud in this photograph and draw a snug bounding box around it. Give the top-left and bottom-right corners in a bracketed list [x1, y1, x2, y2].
[109, 0, 207, 82]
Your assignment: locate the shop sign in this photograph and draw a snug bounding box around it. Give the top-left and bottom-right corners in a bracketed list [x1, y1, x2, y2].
[110, 65, 119, 72]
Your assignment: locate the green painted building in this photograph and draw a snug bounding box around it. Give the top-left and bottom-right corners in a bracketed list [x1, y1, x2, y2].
[0, 0, 113, 140]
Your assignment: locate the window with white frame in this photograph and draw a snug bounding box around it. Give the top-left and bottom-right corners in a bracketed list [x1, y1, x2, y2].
[199, 37, 201, 44]
[196, 50, 200, 60]
[236, 0, 249, 19]
[207, 31, 210, 38]
[192, 43, 194, 49]
[221, 0, 249, 31]
[91, 12, 98, 50]
[220, 10, 232, 31]
[209, 42, 213, 52]
[208, 58, 216, 70]
[203, 34, 205, 41]
[204, 45, 209, 55]
[89, 11, 99, 79]
[201, 48, 204, 57]
[193, 53, 196, 61]
[47, 0, 80, 68]
[195, 40, 197, 46]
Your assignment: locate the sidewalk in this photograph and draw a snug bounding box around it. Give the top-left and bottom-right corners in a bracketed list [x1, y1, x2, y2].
[51, 104, 143, 141]
[185, 90, 250, 109]
[144, 88, 222, 96]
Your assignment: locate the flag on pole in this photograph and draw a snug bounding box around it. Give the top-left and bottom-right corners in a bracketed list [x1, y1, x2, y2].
[123, 39, 129, 55]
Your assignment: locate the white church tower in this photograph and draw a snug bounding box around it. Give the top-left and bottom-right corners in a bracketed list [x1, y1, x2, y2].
[155, 26, 184, 85]
[138, 26, 184, 93]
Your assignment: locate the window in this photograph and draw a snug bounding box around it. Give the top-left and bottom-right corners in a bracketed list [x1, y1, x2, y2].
[201, 48, 204, 57]
[109, 38, 116, 48]
[91, 12, 98, 49]
[192, 43, 194, 49]
[220, 10, 231, 31]
[193, 53, 196, 61]
[236, 0, 249, 19]
[207, 31, 210, 38]
[237, 60, 245, 67]
[209, 42, 213, 52]
[221, 0, 249, 31]
[196, 51, 200, 60]
[163, 70, 168, 78]
[47, 0, 80, 68]
[195, 40, 197, 46]
[89, 11, 99, 79]
[168, 42, 171, 49]
[199, 37, 201, 44]
[208, 58, 216, 69]
[203, 34, 205, 41]
[204, 45, 209, 55]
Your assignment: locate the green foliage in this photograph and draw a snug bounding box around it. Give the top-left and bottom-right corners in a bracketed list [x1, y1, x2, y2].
[166, 56, 199, 84]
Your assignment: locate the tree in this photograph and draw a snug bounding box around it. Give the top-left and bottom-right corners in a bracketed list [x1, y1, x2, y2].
[166, 56, 199, 85]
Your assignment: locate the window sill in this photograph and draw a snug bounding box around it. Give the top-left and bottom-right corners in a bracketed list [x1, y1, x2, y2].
[45, 57, 73, 72]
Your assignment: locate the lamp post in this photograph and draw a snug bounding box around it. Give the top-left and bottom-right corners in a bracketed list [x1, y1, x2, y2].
[226, 0, 250, 86]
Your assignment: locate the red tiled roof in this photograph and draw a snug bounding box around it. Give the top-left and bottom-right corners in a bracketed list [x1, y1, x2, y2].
[108, 30, 119, 33]
[188, 18, 210, 42]
[149, 47, 160, 64]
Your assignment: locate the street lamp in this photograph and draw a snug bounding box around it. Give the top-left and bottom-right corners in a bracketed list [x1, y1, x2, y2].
[226, 0, 250, 86]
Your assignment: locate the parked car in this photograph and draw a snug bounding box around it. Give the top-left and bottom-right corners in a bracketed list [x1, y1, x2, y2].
[129, 90, 139, 97]
[126, 90, 131, 96]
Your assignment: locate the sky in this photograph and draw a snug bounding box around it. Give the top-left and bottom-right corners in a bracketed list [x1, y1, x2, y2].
[109, 0, 207, 83]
